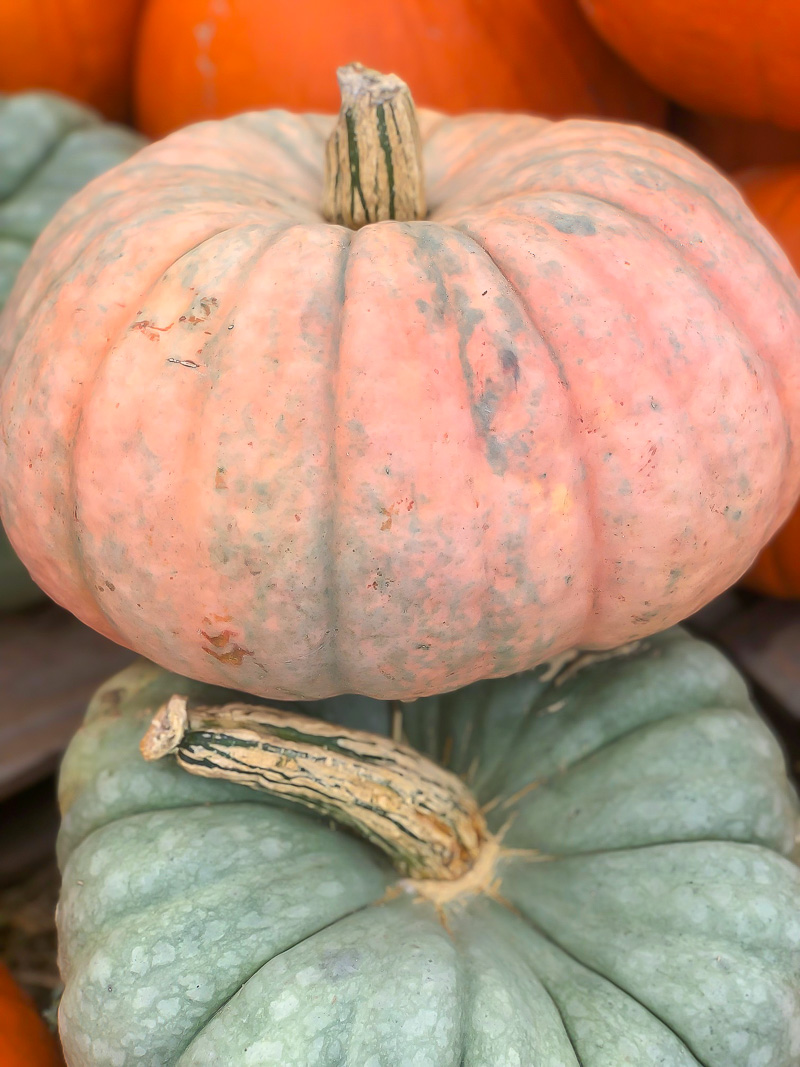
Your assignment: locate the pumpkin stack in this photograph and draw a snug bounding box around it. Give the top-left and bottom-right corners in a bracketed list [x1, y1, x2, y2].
[1, 65, 799, 1064]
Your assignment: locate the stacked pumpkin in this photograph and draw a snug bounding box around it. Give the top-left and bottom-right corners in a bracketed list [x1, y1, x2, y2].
[1, 42, 800, 1067]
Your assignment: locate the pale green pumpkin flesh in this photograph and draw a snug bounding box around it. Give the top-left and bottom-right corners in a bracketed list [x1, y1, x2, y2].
[56, 628, 800, 1066]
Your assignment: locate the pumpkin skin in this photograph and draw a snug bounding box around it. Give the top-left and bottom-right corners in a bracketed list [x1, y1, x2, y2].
[133, 0, 664, 139]
[734, 165, 800, 596]
[578, 0, 800, 131]
[0, 962, 64, 1067]
[3, 110, 800, 699]
[0, 0, 143, 122]
[0, 91, 145, 612]
[56, 629, 800, 1065]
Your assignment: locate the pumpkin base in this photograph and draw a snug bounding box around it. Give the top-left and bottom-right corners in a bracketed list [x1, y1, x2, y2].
[397, 832, 548, 920]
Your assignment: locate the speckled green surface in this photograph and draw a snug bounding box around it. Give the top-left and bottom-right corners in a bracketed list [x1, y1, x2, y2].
[56, 628, 800, 1066]
[0, 90, 145, 607]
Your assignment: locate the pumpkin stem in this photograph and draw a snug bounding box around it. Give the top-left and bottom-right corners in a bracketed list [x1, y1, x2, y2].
[141, 695, 487, 881]
[322, 62, 426, 229]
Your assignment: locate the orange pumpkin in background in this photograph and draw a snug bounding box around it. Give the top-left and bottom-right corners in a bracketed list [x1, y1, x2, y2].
[2, 100, 799, 700]
[669, 107, 800, 173]
[0, 0, 143, 121]
[0, 963, 63, 1067]
[579, 0, 800, 131]
[736, 164, 800, 597]
[133, 0, 664, 137]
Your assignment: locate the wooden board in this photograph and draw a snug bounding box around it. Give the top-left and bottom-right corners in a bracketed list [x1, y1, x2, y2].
[0, 604, 135, 801]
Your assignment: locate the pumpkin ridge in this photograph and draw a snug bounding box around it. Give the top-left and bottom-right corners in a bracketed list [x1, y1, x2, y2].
[473, 900, 704, 1067]
[61, 221, 282, 646]
[231, 111, 328, 188]
[60, 833, 388, 1063]
[485, 875, 705, 1064]
[505, 841, 800, 1064]
[522, 144, 800, 312]
[60, 831, 376, 966]
[0, 92, 96, 194]
[319, 232, 352, 693]
[480, 896, 703, 1066]
[450, 222, 602, 629]
[480, 705, 788, 845]
[527, 182, 798, 514]
[464, 192, 796, 617]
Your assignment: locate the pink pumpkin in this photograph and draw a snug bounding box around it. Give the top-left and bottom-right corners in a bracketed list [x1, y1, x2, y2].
[1, 109, 799, 699]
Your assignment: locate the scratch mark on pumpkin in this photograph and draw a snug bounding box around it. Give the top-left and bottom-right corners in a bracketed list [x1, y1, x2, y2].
[167, 357, 201, 369]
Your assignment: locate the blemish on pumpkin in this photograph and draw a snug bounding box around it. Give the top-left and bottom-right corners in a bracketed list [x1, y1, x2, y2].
[204, 644, 254, 666]
[548, 212, 597, 236]
[99, 688, 125, 717]
[105, 580, 115, 591]
[500, 349, 520, 387]
[201, 629, 235, 648]
[131, 319, 173, 338]
[167, 357, 200, 369]
[215, 468, 227, 489]
[380, 505, 398, 531]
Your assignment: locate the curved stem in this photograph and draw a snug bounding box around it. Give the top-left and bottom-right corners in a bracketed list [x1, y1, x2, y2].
[141, 695, 486, 881]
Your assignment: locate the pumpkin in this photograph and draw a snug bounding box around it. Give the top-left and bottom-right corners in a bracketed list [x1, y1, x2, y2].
[0, 91, 145, 611]
[132, 0, 664, 139]
[578, 0, 800, 131]
[733, 164, 800, 596]
[0, 962, 63, 1066]
[2, 68, 800, 701]
[0, 0, 143, 122]
[56, 628, 800, 1064]
[668, 106, 800, 173]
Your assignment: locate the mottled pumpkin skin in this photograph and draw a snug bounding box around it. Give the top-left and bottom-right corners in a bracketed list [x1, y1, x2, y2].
[56, 630, 800, 1065]
[579, 0, 800, 131]
[0, 92, 145, 611]
[134, 0, 664, 139]
[735, 165, 800, 596]
[2, 111, 800, 699]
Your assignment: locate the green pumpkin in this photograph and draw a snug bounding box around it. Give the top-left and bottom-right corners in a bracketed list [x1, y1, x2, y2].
[0, 91, 145, 609]
[57, 628, 800, 1066]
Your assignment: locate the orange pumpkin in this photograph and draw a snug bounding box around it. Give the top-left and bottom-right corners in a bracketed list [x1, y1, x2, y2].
[736, 165, 800, 596]
[0, 962, 63, 1066]
[0, 1, 143, 121]
[579, 0, 800, 131]
[133, 0, 664, 138]
[2, 105, 800, 700]
[669, 107, 800, 173]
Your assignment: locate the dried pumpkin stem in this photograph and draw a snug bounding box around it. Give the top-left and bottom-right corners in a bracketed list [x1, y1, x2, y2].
[141, 695, 486, 881]
[323, 62, 426, 229]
